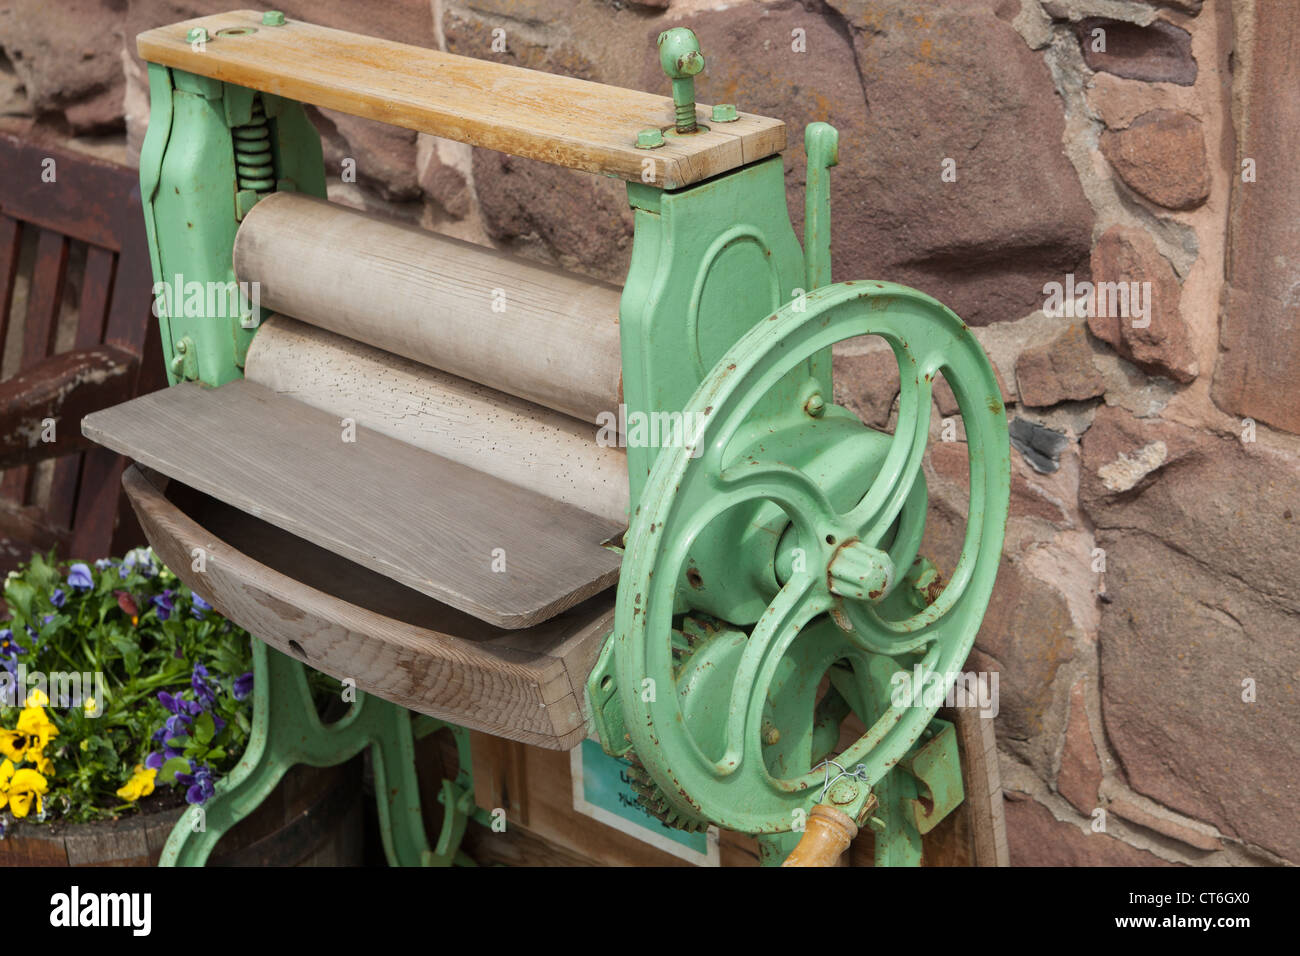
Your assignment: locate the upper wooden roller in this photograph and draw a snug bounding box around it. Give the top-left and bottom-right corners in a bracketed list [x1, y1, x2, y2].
[137, 9, 785, 189]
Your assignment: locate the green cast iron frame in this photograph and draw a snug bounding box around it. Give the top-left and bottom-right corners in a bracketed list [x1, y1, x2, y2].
[136, 23, 1009, 867]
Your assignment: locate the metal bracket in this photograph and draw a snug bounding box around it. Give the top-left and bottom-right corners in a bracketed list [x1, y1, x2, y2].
[899, 718, 965, 836]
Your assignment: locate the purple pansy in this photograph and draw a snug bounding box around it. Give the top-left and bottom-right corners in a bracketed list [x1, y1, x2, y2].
[191, 663, 217, 707]
[144, 751, 166, 771]
[50, 588, 66, 609]
[233, 671, 254, 701]
[67, 563, 94, 590]
[190, 592, 211, 619]
[152, 589, 175, 622]
[0, 628, 26, 677]
[158, 689, 202, 717]
[176, 763, 216, 805]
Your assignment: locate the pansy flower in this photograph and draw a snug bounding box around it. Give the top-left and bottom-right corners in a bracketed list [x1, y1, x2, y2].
[191, 663, 217, 708]
[0, 729, 28, 762]
[50, 588, 65, 609]
[115, 765, 157, 803]
[16, 704, 58, 752]
[0, 759, 48, 818]
[233, 671, 254, 701]
[66, 563, 93, 590]
[152, 589, 175, 622]
[190, 592, 211, 619]
[175, 762, 215, 805]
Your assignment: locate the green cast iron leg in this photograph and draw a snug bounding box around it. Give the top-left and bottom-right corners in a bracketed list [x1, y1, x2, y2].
[160, 639, 439, 866]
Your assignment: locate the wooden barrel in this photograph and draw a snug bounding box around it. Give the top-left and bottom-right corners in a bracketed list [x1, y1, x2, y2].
[0, 758, 363, 866]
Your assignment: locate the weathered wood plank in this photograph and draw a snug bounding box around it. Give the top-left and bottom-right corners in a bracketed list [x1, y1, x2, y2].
[122, 466, 614, 747]
[0, 133, 137, 252]
[0, 216, 21, 354]
[137, 10, 785, 189]
[85, 380, 623, 628]
[0, 346, 136, 469]
[2, 228, 70, 504]
[46, 248, 117, 531]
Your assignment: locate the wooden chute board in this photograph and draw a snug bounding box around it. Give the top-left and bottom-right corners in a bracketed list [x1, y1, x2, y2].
[83, 380, 622, 629]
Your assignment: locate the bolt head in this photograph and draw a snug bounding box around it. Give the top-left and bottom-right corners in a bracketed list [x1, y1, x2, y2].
[711, 103, 738, 123]
[827, 540, 894, 603]
[804, 392, 826, 417]
[828, 779, 859, 806]
[262, 10, 286, 26]
[636, 128, 666, 149]
[186, 27, 209, 43]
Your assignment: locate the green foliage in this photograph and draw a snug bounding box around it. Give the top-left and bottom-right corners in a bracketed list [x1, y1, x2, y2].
[0, 549, 254, 825]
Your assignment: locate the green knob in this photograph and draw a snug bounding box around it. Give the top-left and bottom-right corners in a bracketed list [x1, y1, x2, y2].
[262, 10, 286, 26]
[711, 103, 738, 123]
[657, 27, 704, 133]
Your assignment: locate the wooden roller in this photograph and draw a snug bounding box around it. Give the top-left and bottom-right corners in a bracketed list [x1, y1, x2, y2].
[244, 315, 630, 525]
[233, 193, 623, 424]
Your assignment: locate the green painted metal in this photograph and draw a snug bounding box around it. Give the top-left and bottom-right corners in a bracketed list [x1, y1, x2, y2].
[901, 719, 965, 837]
[592, 280, 1010, 860]
[803, 122, 839, 292]
[162, 641, 474, 867]
[636, 128, 666, 149]
[137, 65, 323, 387]
[139, 57, 465, 867]
[657, 28, 704, 133]
[134, 21, 1008, 870]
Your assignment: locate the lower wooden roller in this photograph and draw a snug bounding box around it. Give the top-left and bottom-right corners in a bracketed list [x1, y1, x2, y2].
[234, 193, 623, 425]
[244, 315, 629, 525]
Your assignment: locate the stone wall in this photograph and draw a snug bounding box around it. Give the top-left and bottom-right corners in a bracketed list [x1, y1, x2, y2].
[3, 0, 1295, 866]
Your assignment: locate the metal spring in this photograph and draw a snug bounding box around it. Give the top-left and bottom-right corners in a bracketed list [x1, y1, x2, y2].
[233, 97, 275, 193]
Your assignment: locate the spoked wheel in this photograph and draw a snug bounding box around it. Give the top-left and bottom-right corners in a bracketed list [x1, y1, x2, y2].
[612, 282, 1010, 835]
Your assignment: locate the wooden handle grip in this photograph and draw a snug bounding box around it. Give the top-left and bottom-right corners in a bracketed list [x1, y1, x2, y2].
[781, 804, 859, 867]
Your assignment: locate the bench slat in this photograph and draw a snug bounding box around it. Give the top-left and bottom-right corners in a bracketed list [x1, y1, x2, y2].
[84, 379, 623, 628]
[137, 9, 784, 189]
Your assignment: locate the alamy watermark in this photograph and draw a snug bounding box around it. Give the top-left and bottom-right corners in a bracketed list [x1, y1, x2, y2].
[1, 664, 106, 716]
[595, 404, 707, 457]
[152, 274, 261, 327]
[1042, 273, 1151, 328]
[890, 665, 999, 718]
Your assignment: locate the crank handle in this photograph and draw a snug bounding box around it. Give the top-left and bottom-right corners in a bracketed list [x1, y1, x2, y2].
[781, 804, 859, 867]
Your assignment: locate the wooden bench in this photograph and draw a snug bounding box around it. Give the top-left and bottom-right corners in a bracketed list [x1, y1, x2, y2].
[0, 133, 164, 570]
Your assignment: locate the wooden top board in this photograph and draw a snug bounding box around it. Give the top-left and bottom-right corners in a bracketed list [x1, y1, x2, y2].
[137, 10, 786, 189]
[83, 380, 623, 629]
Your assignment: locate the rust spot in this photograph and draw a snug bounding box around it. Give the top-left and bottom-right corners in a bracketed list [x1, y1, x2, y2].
[987, 396, 1003, 415]
[686, 567, 704, 589]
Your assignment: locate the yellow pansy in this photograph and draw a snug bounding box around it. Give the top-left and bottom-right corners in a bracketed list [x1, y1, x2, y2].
[0, 728, 29, 762]
[16, 705, 57, 752]
[115, 765, 157, 803]
[0, 759, 48, 818]
[83, 697, 97, 715]
[29, 748, 53, 776]
[24, 688, 48, 708]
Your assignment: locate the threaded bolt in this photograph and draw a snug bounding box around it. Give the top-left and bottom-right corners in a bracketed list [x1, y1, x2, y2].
[657, 28, 704, 134]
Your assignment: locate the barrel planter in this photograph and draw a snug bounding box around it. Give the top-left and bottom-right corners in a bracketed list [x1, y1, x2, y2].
[0, 758, 362, 866]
